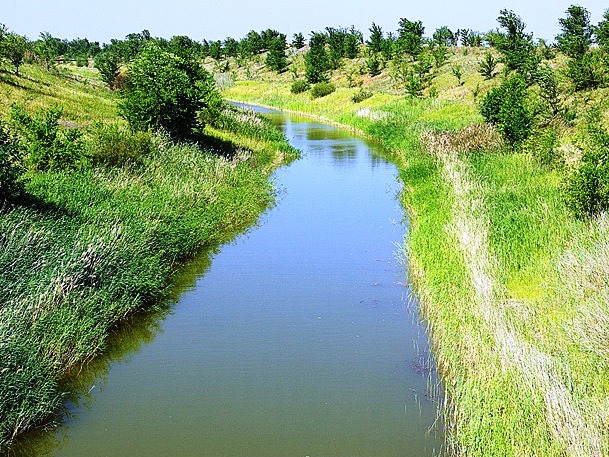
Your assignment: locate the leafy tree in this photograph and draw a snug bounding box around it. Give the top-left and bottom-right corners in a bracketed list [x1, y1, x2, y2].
[478, 52, 497, 79]
[367, 23, 384, 53]
[223, 37, 239, 58]
[396, 18, 425, 58]
[208, 40, 223, 60]
[265, 33, 288, 73]
[2, 32, 28, 75]
[492, 10, 540, 78]
[433, 26, 454, 47]
[34, 31, 60, 71]
[556, 5, 593, 59]
[120, 43, 223, 139]
[481, 73, 532, 145]
[94, 50, 122, 88]
[292, 32, 305, 49]
[239, 30, 263, 57]
[596, 8, 609, 50]
[168, 35, 202, 59]
[534, 64, 562, 117]
[304, 32, 329, 83]
[557, 6, 603, 91]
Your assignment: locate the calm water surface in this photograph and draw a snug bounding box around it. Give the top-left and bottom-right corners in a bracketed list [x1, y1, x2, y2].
[15, 108, 442, 456]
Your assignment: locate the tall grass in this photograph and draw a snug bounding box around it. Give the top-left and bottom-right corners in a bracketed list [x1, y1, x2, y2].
[0, 64, 298, 447]
[226, 75, 609, 455]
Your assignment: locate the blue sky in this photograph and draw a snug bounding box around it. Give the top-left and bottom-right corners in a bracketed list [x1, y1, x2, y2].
[2, 1, 606, 43]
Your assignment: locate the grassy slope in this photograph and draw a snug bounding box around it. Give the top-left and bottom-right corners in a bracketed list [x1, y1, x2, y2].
[0, 64, 297, 447]
[223, 49, 609, 456]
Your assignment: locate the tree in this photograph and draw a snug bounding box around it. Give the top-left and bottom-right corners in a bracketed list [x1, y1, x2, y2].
[94, 50, 122, 88]
[396, 18, 425, 58]
[120, 43, 223, 139]
[557, 6, 603, 91]
[433, 26, 454, 47]
[556, 5, 593, 59]
[222, 37, 239, 58]
[292, 32, 305, 49]
[304, 32, 329, 83]
[265, 33, 288, 73]
[34, 31, 60, 71]
[492, 10, 540, 78]
[367, 23, 384, 53]
[596, 8, 609, 50]
[481, 73, 532, 145]
[2, 32, 28, 75]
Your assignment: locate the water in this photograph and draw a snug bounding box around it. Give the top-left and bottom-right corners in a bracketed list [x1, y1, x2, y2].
[13, 108, 442, 456]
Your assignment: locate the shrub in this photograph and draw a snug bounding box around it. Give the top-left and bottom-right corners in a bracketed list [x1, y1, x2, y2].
[352, 89, 372, 103]
[9, 105, 87, 171]
[310, 82, 336, 99]
[522, 126, 560, 168]
[0, 117, 23, 200]
[480, 74, 532, 145]
[290, 79, 310, 94]
[86, 124, 156, 167]
[565, 111, 609, 217]
[120, 43, 223, 139]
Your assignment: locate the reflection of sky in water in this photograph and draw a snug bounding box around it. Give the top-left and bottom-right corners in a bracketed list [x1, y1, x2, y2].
[12, 108, 442, 457]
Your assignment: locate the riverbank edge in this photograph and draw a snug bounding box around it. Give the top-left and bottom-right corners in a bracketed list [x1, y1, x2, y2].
[222, 82, 599, 456]
[0, 111, 299, 449]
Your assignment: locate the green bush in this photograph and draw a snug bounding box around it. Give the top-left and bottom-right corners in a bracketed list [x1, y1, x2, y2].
[290, 79, 310, 94]
[522, 126, 560, 168]
[310, 82, 336, 99]
[9, 105, 87, 171]
[0, 118, 23, 200]
[351, 88, 372, 103]
[480, 74, 532, 145]
[86, 124, 156, 167]
[120, 43, 223, 140]
[565, 113, 609, 217]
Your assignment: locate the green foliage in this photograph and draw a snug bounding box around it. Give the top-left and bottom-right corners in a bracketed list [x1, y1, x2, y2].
[1, 32, 28, 75]
[9, 105, 86, 171]
[480, 73, 532, 145]
[265, 33, 288, 73]
[365, 50, 382, 76]
[290, 79, 310, 94]
[431, 45, 449, 68]
[565, 48, 606, 91]
[94, 50, 122, 89]
[433, 26, 455, 46]
[0, 117, 23, 200]
[522, 125, 560, 167]
[556, 5, 593, 59]
[534, 64, 562, 117]
[325, 26, 362, 69]
[34, 31, 60, 71]
[451, 64, 464, 85]
[304, 32, 330, 84]
[351, 88, 372, 103]
[86, 124, 155, 167]
[310, 81, 336, 99]
[492, 9, 540, 79]
[367, 23, 384, 53]
[478, 52, 497, 79]
[596, 9, 609, 50]
[396, 17, 425, 58]
[292, 32, 305, 49]
[120, 43, 223, 139]
[565, 110, 609, 217]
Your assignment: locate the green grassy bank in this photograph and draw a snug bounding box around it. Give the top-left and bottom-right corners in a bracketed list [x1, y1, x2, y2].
[224, 78, 609, 455]
[0, 64, 298, 448]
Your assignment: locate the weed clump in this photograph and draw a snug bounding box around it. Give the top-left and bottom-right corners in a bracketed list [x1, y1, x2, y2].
[310, 82, 336, 99]
[290, 79, 310, 94]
